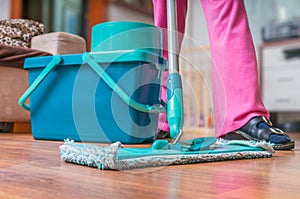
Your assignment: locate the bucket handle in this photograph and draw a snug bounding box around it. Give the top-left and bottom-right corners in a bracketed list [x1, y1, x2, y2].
[82, 52, 166, 113]
[18, 53, 166, 113]
[18, 55, 62, 111]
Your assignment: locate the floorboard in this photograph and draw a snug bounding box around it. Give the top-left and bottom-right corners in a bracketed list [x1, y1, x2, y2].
[0, 133, 299, 199]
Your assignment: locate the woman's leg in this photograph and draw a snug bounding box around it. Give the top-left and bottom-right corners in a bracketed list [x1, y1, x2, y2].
[152, 0, 188, 132]
[200, 0, 269, 137]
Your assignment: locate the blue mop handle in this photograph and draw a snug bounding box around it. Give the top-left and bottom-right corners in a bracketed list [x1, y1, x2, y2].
[166, 0, 184, 140]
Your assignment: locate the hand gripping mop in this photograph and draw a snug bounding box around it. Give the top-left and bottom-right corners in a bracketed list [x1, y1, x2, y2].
[59, 0, 274, 170]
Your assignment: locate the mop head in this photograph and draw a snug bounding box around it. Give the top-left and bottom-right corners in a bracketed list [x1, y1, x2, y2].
[59, 138, 274, 170]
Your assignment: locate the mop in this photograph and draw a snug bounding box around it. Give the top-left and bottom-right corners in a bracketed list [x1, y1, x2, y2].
[60, 138, 273, 170]
[59, 0, 274, 170]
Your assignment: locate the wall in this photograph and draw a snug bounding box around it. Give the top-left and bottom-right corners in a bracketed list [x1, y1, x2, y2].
[182, 0, 209, 48]
[52, 0, 83, 35]
[182, 0, 300, 49]
[0, 0, 10, 20]
[107, 3, 153, 24]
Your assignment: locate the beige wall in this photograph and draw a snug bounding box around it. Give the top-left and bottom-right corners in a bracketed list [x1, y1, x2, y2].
[0, 0, 10, 20]
[107, 3, 153, 24]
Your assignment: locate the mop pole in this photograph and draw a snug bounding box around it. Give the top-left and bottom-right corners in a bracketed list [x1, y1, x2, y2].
[166, 0, 184, 143]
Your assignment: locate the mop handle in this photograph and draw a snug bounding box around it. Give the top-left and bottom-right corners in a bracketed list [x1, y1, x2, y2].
[167, 0, 179, 74]
[166, 0, 184, 141]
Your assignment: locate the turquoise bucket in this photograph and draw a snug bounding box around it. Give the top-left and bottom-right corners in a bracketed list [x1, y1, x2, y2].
[18, 21, 167, 144]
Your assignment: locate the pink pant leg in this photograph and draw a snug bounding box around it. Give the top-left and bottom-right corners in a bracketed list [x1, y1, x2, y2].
[200, 0, 269, 137]
[152, 0, 188, 132]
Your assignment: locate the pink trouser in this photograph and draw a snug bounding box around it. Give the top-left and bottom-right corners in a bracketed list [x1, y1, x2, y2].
[153, 0, 269, 137]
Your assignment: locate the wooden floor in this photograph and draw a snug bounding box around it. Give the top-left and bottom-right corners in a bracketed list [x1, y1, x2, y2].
[0, 133, 299, 199]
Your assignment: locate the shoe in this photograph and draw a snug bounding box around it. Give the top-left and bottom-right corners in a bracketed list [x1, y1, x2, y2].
[223, 116, 295, 150]
[155, 130, 171, 139]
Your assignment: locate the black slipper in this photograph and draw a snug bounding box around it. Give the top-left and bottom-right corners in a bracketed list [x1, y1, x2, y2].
[156, 130, 171, 139]
[223, 116, 295, 150]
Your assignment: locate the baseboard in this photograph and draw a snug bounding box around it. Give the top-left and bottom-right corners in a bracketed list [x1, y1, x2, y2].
[12, 122, 31, 133]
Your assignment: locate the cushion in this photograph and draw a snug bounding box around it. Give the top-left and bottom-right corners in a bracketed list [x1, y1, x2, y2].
[31, 32, 86, 55]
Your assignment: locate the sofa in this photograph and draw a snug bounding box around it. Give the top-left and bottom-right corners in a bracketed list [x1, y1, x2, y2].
[0, 32, 86, 132]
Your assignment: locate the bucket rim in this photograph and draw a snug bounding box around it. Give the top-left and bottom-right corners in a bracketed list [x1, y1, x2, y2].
[92, 21, 158, 29]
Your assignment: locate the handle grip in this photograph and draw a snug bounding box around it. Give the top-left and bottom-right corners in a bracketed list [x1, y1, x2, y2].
[167, 73, 184, 139]
[82, 52, 166, 113]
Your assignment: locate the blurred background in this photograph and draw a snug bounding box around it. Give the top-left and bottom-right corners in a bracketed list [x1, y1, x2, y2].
[1, 0, 300, 133]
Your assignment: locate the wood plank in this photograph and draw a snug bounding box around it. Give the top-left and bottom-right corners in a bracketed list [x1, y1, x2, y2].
[0, 133, 299, 198]
[12, 122, 31, 133]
